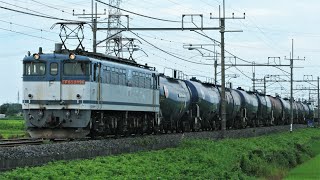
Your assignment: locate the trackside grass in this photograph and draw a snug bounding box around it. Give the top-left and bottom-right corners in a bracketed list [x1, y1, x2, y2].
[0, 120, 26, 139]
[1, 128, 320, 179]
[285, 135, 320, 180]
[285, 154, 320, 179]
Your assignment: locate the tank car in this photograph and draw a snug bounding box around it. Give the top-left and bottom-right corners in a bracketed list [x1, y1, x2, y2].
[23, 50, 160, 139]
[255, 93, 272, 126]
[159, 75, 191, 132]
[292, 101, 299, 123]
[307, 103, 315, 120]
[279, 98, 290, 125]
[234, 88, 259, 127]
[267, 96, 284, 125]
[217, 87, 242, 129]
[184, 78, 220, 131]
[301, 102, 310, 123]
[296, 101, 306, 123]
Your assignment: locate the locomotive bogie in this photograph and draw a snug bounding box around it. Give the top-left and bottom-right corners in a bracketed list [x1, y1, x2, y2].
[24, 109, 91, 139]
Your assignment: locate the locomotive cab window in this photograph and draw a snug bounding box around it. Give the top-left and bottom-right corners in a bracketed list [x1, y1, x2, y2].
[50, 63, 58, 75]
[64, 62, 89, 76]
[24, 62, 46, 76]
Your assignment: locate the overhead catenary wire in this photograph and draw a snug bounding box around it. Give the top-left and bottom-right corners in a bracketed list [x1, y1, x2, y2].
[0, 19, 93, 41]
[95, 0, 181, 23]
[0, 6, 84, 22]
[127, 30, 214, 65]
[0, 19, 56, 35]
[0, 27, 93, 50]
[0, 27, 56, 42]
[30, 0, 73, 15]
[0, 1, 51, 17]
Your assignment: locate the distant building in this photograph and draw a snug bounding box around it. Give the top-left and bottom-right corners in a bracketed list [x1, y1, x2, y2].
[0, 114, 5, 119]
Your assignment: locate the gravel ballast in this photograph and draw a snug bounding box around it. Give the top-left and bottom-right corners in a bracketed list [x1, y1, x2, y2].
[0, 124, 307, 171]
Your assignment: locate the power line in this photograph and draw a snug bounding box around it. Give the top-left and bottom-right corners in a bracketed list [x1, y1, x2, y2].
[149, 51, 213, 74]
[30, 0, 73, 15]
[128, 30, 214, 65]
[0, 5, 82, 22]
[0, 19, 56, 35]
[0, 1, 50, 16]
[0, 27, 55, 42]
[95, 0, 181, 23]
[0, 19, 93, 41]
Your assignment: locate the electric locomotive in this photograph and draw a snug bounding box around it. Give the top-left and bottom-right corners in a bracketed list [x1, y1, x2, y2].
[23, 47, 160, 139]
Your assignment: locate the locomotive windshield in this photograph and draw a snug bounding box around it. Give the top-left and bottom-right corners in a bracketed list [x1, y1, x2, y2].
[63, 62, 90, 76]
[24, 62, 46, 76]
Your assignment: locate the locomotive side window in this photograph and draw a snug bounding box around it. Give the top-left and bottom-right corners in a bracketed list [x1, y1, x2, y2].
[146, 74, 152, 89]
[106, 66, 111, 83]
[115, 68, 119, 85]
[119, 69, 126, 85]
[24, 62, 46, 76]
[64, 62, 89, 76]
[133, 72, 138, 87]
[111, 67, 118, 85]
[139, 72, 145, 88]
[50, 63, 58, 75]
[93, 64, 97, 81]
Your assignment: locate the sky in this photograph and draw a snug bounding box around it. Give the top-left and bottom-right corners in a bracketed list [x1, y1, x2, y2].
[0, 0, 320, 104]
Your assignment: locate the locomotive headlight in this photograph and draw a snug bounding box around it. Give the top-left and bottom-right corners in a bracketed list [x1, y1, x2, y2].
[28, 94, 33, 99]
[33, 53, 40, 60]
[69, 53, 76, 60]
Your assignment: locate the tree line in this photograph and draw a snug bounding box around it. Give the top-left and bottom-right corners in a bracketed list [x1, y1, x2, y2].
[0, 103, 22, 116]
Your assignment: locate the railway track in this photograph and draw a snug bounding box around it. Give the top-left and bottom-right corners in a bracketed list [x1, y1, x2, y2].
[0, 139, 45, 148]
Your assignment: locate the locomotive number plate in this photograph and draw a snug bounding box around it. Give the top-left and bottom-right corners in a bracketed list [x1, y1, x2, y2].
[62, 80, 85, 84]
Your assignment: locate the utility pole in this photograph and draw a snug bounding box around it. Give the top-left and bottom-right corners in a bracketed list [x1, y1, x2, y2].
[72, 0, 106, 53]
[252, 61, 256, 91]
[215, 51, 218, 84]
[210, 0, 245, 135]
[263, 76, 267, 94]
[285, 39, 305, 132]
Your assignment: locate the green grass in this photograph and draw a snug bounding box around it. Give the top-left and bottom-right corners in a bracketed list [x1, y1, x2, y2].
[284, 136, 320, 179]
[1, 128, 320, 179]
[0, 119, 26, 139]
[285, 154, 320, 180]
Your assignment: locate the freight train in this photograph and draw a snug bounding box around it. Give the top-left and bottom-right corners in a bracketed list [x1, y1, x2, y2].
[22, 47, 314, 139]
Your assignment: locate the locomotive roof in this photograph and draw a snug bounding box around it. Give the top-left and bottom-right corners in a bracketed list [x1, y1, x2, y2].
[23, 52, 157, 72]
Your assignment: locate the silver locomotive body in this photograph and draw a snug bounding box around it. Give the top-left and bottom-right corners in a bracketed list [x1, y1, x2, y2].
[23, 53, 159, 139]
